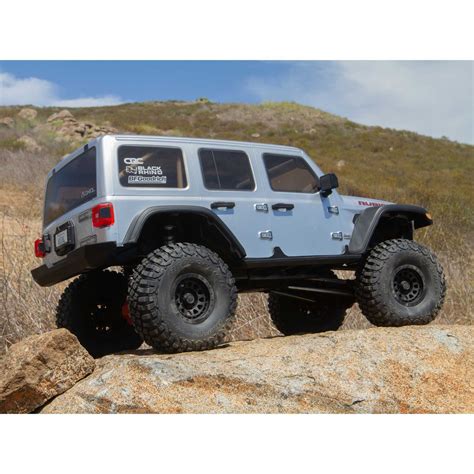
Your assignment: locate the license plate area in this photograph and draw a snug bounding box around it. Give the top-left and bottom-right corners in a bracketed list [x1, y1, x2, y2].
[54, 221, 75, 256]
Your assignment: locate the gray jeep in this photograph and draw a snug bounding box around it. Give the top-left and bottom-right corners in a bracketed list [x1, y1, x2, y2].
[32, 135, 446, 356]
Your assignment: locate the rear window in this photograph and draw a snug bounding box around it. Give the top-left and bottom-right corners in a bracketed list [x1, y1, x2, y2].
[263, 153, 319, 193]
[44, 147, 97, 226]
[199, 149, 255, 191]
[118, 145, 187, 188]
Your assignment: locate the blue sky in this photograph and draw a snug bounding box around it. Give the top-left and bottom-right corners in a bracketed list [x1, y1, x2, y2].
[1, 61, 472, 144]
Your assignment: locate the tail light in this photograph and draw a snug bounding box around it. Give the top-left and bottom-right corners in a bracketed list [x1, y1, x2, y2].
[34, 238, 46, 258]
[92, 202, 115, 228]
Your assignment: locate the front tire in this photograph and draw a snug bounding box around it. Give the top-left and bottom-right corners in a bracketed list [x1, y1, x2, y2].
[128, 243, 238, 353]
[56, 271, 143, 358]
[356, 239, 446, 326]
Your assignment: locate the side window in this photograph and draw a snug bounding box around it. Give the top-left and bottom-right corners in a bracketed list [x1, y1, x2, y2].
[263, 153, 319, 193]
[118, 145, 187, 188]
[199, 149, 255, 191]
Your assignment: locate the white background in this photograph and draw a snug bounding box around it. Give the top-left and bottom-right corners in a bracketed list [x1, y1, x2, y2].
[0, 1, 472, 473]
[1, 0, 473, 59]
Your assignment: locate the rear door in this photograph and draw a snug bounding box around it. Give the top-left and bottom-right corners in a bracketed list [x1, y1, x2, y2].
[261, 152, 345, 257]
[43, 146, 99, 263]
[197, 147, 272, 258]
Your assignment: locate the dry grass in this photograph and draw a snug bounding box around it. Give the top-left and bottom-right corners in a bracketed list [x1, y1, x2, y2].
[0, 215, 59, 349]
[0, 101, 472, 352]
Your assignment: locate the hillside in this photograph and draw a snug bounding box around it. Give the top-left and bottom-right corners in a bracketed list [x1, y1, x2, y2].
[0, 101, 472, 351]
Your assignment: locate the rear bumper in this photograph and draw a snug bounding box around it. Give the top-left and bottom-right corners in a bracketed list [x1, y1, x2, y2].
[31, 242, 118, 287]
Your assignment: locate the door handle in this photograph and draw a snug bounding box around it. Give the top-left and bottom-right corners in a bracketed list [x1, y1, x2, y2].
[272, 203, 294, 211]
[211, 201, 236, 210]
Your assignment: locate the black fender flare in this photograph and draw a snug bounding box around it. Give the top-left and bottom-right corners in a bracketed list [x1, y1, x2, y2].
[122, 205, 247, 259]
[348, 204, 432, 254]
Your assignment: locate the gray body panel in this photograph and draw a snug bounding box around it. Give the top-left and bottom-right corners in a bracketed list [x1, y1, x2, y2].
[39, 135, 393, 270]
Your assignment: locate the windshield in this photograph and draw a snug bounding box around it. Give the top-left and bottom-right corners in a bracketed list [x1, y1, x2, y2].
[44, 147, 97, 226]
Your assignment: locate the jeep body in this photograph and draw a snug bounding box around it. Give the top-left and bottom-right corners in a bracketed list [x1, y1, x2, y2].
[32, 134, 432, 290]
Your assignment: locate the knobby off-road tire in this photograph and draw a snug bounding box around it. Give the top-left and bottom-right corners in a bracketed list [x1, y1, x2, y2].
[356, 239, 446, 326]
[268, 271, 352, 335]
[56, 271, 143, 358]
[128, 243, 238, 353]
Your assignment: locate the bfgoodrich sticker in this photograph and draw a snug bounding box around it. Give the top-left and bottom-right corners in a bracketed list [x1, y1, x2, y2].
[128, 175, 168, 184]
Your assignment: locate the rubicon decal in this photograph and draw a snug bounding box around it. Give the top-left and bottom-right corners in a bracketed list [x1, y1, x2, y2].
[358, 200, 384, 207]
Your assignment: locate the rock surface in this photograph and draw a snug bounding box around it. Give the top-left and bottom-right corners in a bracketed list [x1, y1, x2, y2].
[17, 135, 41, 152]
[0, 117, 14, 128]
[46, 110, 74, 123]
[41, 325, 473, 414]
[46, 109, 117, 140]
[17, 108, 38, 121]
[0, 329, 95, 414]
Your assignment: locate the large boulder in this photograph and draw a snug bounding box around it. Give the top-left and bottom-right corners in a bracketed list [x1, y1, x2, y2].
[17, 108, 38, 121]
[46, 109, 74, 123]
[0, 329, 95, 413]
[46, 109, 117, 140]
[41, 325, 473, 414]
[0, 117, 14, 128]
[17, 135, 41, 152]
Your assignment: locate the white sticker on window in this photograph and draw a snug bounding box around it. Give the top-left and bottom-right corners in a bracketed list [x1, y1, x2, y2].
[128, 175, 168, 184]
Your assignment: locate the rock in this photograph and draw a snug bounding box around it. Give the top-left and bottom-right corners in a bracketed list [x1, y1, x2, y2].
[46, 110, 117, 141]
[41, 325, 473, 414]
[47, 109, 74, 123]
[0, 117, 14, 128]
[336, 159, 346, 169]
[17, 108, 38, 121]
[251, 133, 260, 138]
[17, 135, 41, 152]
[0, 329, 95, 414]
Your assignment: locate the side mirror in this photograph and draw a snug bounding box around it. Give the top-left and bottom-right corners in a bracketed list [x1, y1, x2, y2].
[319, 173, 339, 197]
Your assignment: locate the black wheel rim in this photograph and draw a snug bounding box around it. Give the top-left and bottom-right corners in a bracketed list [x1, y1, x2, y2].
[392, 265, 425, 306]
[174, 273, 214, 324]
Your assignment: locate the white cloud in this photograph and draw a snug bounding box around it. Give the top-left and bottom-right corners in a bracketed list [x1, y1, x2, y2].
[246, 61, 474, 144]
[53, 96, 123, 107]
[0, 72, 123, 107]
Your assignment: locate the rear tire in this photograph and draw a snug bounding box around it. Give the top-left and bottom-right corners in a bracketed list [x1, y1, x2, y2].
[268, 271, 351, 335]
[56, 271, 143, 358]
[128, 243, 238, 353]
[356, 239, 446, 326]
